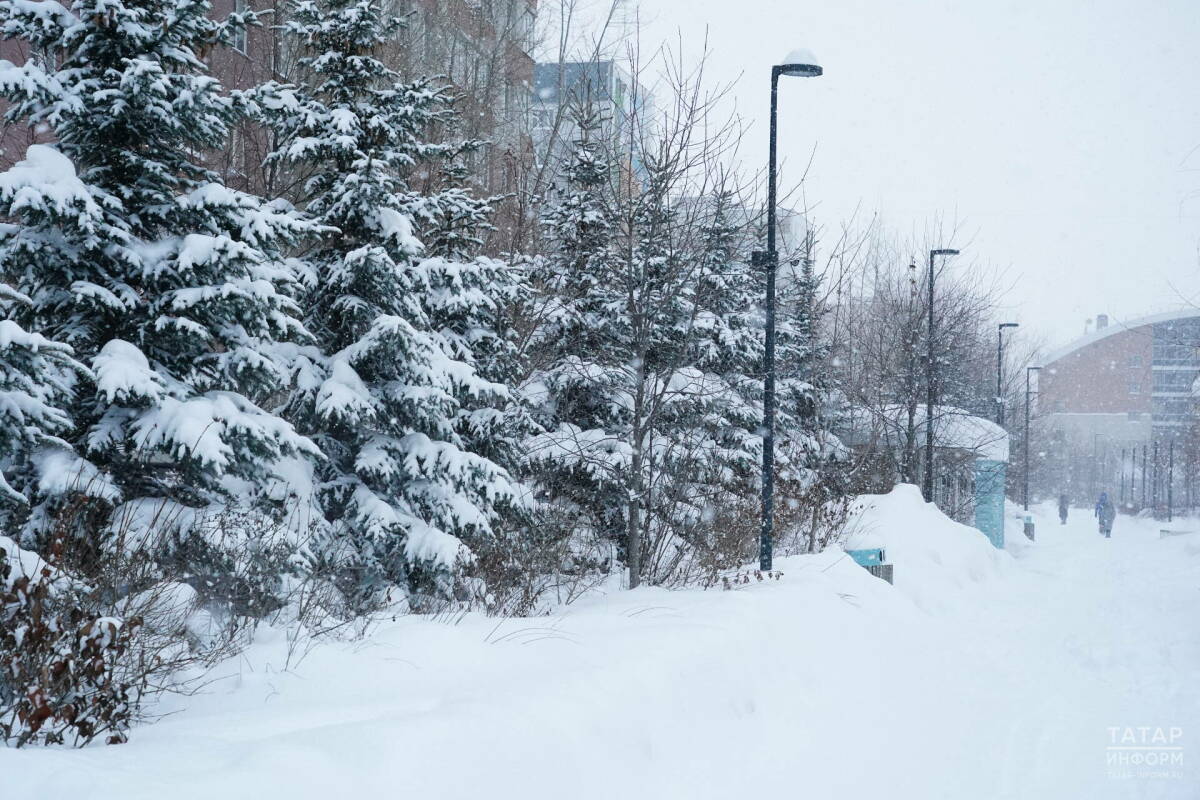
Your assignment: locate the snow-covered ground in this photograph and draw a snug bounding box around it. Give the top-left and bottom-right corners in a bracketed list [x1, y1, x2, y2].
[3, 486, 1197, 799]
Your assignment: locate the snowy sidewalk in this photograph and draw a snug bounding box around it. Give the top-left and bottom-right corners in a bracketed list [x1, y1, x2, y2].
[2, 489, 1197, 799]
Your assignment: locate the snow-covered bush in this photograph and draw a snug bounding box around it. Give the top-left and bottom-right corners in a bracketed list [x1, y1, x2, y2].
[0, 503, 306, 748]
[0, 535, 145, 747]
[101, 498, 306, 623]
[773, 464, 857, 557]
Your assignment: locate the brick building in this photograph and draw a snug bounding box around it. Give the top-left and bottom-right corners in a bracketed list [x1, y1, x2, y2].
[399, 0, 538, 203]
[0, 0, 280, 178]
[1037, 310, 1200, 506]
[0, 0, 538, 209]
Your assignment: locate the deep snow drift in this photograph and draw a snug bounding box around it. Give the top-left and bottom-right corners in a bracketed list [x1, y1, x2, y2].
[3, 485, 1197, 799]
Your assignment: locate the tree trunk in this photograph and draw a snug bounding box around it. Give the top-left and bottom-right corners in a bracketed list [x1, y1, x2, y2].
[627, 355, 647, 589]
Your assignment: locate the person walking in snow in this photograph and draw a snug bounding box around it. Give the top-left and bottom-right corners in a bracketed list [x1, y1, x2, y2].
[1095, 491, 1116, 538]
[1058, 494, 1070, 525]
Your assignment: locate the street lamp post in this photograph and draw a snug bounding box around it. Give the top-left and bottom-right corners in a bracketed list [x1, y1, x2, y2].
[1024, 365, 1042, 510]
[996, 322, 1019, 425]
[922, 248, 960, 504]
[756, 51, 822, 573]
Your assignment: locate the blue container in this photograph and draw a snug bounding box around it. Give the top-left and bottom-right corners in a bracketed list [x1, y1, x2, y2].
[846, 548, 885, 567]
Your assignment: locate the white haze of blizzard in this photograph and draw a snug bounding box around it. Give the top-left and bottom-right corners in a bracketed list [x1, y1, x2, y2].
[2, 485, 1197, 799]
[628, 0, 1200, 348]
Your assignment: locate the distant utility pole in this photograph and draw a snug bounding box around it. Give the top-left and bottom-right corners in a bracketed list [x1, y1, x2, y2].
[1168, 440, 1175, 523]
[1142, 444, 1148, 508]
[1153, 440, 1160, 513]
[1024, 366, 1042, 510]
[1131, 447, 1138, 509]
[1120, 447, 1127, 506]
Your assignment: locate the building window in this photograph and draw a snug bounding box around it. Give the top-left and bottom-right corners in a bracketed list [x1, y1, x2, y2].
[1129, 381, 1141, 395]
[520, 5, 536, 50]
[232, 0, 248, 54]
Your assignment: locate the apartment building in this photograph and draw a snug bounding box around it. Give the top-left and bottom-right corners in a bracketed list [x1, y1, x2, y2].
[532, 60, 652, 193]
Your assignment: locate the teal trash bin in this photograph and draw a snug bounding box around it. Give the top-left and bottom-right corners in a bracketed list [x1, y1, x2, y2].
[845, 547, 894, 584]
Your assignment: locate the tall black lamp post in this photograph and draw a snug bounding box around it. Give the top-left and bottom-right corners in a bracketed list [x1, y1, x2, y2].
[922, 248, 960, 504]
[996, 322, 1019, 425]
[1024, 365, 1043, 510]
[756, 51, 822, 572]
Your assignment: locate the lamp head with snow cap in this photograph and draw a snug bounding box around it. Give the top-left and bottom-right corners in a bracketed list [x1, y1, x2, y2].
[776, 49, 823, 78]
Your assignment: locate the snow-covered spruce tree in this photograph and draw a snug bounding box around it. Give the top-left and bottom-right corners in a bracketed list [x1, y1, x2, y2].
[524, 107, 631, 575]
[776, 231, 829, 470]
[0, 0, 319, 581]
[0, 279, 84, 534]
[772, 232, 850, 554]
[660, 192, 765, 552]
[414, 146, 534, 502]
[618, 173, 786, 584]
[419, 172, 543, 611]
[527, 110, 770, 586]
[401, 166, 539, 610]
[253, 0, 524, 608]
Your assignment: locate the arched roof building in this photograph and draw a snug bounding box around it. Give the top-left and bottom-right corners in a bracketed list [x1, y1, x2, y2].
[1040, 310, 1200, 445]
[1037, 310, 1199, 507]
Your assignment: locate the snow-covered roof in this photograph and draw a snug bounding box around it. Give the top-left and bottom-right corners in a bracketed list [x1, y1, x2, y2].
[846, 404, 1010, 462]
[1042, 309, 1200, 366]
[931, 409, 1010, 462]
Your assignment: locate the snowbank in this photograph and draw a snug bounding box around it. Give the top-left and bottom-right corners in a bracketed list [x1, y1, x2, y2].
[2, 488, 1196, 800]
[846, 484, 1010, 613]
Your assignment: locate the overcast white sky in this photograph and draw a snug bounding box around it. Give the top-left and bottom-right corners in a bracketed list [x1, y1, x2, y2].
[626, 0, 1200, 352]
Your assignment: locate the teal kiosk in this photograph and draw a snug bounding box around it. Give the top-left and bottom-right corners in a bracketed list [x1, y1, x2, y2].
[973, 459, 1007, 549]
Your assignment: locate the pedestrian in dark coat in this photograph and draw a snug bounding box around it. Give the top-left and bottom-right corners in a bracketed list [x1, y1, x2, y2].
[1095, 491, 1116, 538]
[1058, 494, 1070, 524]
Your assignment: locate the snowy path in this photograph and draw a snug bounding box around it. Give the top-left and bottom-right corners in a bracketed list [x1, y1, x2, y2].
[941, 506, 1199, 798]
[3, 491, 1198, 799]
